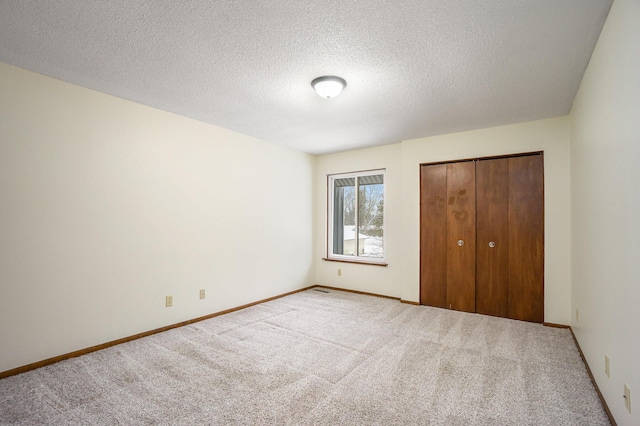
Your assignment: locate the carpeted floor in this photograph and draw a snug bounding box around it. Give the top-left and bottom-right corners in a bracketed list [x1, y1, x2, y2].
[0, 288, 610, 425]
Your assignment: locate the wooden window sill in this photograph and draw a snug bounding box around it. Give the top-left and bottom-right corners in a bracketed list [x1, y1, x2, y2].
[322, 258, 388, 267]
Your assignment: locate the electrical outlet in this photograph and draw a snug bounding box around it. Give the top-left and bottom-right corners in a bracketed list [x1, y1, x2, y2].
[199, 289, 205, 299]
[624, 383, 631, 413]
[338, 268, 342, 276]
[166, 295, 173, 307]
[605, 355, 610, 378]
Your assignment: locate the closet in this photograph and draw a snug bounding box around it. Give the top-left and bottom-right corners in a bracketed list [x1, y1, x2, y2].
[419, 153, 544, 323]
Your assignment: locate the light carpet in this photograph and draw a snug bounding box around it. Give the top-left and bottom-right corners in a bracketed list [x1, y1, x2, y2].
[0, 288, 610, 425]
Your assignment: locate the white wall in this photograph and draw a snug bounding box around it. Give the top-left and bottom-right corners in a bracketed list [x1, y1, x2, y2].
[0, 63, 315, 373]
[569, 0, 640, 423]
[315, 117, 572, 324]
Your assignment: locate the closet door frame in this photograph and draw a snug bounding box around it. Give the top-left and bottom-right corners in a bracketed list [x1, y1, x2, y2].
[419, 151, 544, 322]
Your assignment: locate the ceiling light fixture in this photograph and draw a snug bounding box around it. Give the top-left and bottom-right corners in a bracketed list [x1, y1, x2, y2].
[311, 76, 347, 99]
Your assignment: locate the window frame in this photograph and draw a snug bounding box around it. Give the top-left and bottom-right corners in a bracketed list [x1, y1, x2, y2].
[326, 169, 386, 265]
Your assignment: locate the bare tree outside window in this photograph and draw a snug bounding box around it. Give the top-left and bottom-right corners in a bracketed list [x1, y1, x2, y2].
[358, 178, 383, 257]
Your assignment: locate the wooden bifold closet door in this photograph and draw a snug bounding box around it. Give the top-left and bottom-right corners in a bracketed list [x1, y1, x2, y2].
[475, 158, 509, 318]
[420, 153, 544, 323]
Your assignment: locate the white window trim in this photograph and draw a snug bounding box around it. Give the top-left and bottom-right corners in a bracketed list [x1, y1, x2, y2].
[326, 169, 386, 265]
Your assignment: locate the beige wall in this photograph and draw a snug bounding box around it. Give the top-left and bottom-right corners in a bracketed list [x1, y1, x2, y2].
[569, 0, 640, 423]
[315, 117, 572, 324]
[0, 63, 316, 373]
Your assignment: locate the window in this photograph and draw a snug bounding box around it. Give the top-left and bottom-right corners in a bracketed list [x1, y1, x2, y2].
[327, 170, 385, 263]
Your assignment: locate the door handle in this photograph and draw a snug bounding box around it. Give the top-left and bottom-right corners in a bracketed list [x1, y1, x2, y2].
[457, 240, 464, 247]
[488, 241, 496, 248]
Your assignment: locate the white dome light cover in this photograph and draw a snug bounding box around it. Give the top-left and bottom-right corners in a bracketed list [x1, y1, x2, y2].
[311, 76, 347, 99]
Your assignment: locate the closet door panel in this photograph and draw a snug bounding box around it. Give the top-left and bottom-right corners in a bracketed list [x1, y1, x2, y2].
[508, 155, 544, 323]
[476, 159, 509, 317]
[446, 161, 476, 312]
[420, 164, 448, 308]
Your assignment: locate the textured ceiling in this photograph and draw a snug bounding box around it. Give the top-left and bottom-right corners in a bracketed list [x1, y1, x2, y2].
[0, 1, 611, 155]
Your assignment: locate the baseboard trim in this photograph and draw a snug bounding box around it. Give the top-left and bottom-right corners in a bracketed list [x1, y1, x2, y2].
[0, 285, 316, 380]
[542, 322, 571, 329]
[543, 322, 615, 424]
[519, 323, 616, 423]
[314, 285, 419, 305]
[313, 285, 400, 301]
[567, 327, 617, 426]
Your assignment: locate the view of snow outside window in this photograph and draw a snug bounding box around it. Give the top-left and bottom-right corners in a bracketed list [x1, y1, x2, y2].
[331, 172, 384, 259]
